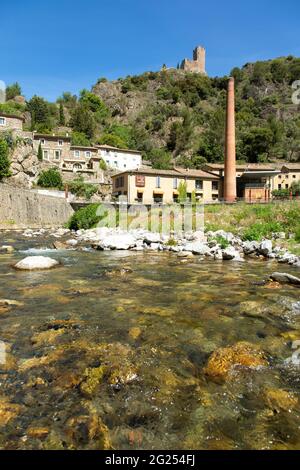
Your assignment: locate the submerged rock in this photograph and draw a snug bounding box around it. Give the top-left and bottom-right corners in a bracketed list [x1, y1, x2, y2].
[80, 366, 107, 398]
[270, 272, 300, 286]
[14, 256, 59, 270]
[204, 342, 268, 382]
[263, 388, 298, 412]
[0, 397, 22, 427]
[0, 245, 14, 254]
[65, 414, 111, 449]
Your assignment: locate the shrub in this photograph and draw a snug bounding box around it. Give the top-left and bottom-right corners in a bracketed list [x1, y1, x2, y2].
[0, 139, 11, 180]
[215, 235, 229, 249]
[6, 82, 22, 100]
[99, 159, 107, 170]
[71, 132, 91, 146]
[295, 226, 300, 243]
[68, 203, 105, 230]
[242, 221, 282, 241]
[68, 176, 97, 200]
[37, 168, 63, 188]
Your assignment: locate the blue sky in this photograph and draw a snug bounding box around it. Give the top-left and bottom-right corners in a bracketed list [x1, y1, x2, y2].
[1, 0, 299, 101]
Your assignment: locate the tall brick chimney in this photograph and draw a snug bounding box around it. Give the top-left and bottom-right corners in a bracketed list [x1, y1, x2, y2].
[224, 77, 237, 202]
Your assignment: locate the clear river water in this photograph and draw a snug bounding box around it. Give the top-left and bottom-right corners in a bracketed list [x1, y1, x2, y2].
[0, 232, 300, 450]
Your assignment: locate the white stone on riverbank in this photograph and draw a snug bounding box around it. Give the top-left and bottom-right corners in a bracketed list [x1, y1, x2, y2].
[14, 256, 59, 270]
[98, 234, 136, 250]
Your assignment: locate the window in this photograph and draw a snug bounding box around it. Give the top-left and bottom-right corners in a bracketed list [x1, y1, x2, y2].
[278, 175, 282, 179]
[195, 179, 203, 190]
[173, 178, 178, 189]
[73, 163, 82, 171]
[0, 117, 6, 126]
[54, 150, 61, 160]
[278, 184, 282, 189]
[43, 150, 49, 160]
[114, 161, 118, 166]
[293, 175, 296, 179]
[116, 176, 124, 188]
[137, 192, 143, 203]
[124, 164, 126, 168]
[156, 176, 161, 188]
[212, 181, 219, 191]
[41, 139, 45, 145]
[58, 140, 63, 146]
[74, 150, 80, 157]
[85, 151, 91, 158]
[286, 184, 289, 189]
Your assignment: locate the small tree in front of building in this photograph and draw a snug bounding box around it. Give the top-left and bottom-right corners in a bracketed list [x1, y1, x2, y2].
[178, 181, 187, 203]
[37, 142, 43, 161]
[0, 138, 11, 181]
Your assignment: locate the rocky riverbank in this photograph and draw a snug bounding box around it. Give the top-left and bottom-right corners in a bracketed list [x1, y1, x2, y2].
[6, 226, 300, 268]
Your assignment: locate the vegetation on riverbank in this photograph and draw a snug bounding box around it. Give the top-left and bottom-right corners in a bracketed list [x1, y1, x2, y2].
[204, 201, 300, 252]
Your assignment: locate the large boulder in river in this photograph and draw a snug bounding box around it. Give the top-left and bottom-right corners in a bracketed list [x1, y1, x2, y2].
[14, 256, 59, 270]
[204, 342, 268, 382]
[270, 272, 300, 286]
[98, 234, 136, 250]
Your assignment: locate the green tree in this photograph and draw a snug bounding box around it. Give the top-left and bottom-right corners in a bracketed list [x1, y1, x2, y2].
[178, 181, 187, 203]
[71, 131, 91, 146]
[37, 168, 63, 188]
[5, 82, 22, 100]
[70, 104, 95, 139]
[270, 60, 287, 83]
[79, 90, 109, 122]
[148, 148, 172, 169]
[58, 103, 65, 126]
[240, 127, 274, 163]
[37, 142, 43, 161]
[97, 133, 127, 148]
[27, 95, 52, 131]
[0, 139, 11, 180]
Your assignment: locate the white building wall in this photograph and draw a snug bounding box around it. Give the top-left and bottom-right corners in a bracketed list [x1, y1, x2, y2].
[99, 149, 141, 170]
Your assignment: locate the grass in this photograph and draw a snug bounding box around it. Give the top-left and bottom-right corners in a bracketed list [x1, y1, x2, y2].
[204, 201, 300, 242]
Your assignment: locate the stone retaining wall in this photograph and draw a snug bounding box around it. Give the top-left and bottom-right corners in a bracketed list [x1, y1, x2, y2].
[0, 184, 74, 229]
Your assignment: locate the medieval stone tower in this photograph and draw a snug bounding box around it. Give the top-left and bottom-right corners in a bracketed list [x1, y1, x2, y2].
[180, 46, 206, 74]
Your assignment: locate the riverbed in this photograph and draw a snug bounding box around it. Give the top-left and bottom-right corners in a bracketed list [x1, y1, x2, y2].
[1, 232, 300, 450]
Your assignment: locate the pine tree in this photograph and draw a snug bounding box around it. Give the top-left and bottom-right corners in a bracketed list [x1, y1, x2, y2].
[37, 142, 43, 161]
[59, 103, 65, 126]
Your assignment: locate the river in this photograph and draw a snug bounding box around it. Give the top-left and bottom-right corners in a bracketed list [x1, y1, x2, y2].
[0, 232, 300, 449]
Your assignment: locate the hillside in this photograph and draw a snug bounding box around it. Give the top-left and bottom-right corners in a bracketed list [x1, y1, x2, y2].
[92, 57, 300, 168]
[1, 56, 300, 170]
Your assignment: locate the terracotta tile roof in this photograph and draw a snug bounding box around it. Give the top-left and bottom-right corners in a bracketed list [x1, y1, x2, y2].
[281, 163, 300, 170]
[203, 163, 277, 171]
[113, 167, 220, 179]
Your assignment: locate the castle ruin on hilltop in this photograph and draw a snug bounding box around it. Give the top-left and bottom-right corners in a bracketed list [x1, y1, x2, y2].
[180, 46, 206, 74]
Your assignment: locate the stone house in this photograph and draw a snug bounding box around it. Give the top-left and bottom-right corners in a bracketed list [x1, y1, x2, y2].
[112, 168, 220, 204]
[0, 113, 24, 131]
[33, 133, 71, 164]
